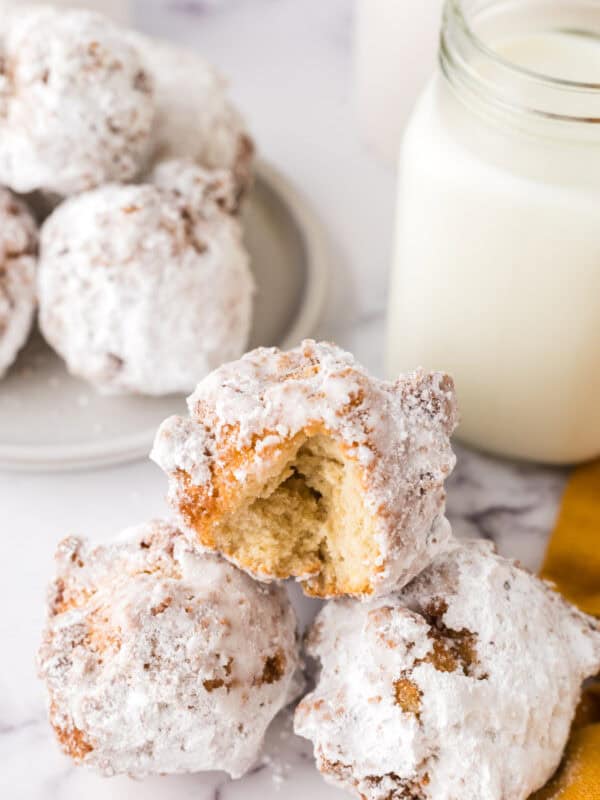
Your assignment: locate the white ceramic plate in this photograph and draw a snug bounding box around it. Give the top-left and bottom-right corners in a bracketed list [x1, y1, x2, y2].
[0, 161, 330, 472]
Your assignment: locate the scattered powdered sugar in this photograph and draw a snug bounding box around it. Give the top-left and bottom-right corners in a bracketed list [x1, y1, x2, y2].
[151, 340, 458, 596]
[0, 6, 155, 196]
[249, 704, 309, 791]
[295, 539, 600, 800]
[38, 519, 301, 779]
[263, 752, 291, 790]
[37, 159, 254, 396]
[0, 188, 38, 377]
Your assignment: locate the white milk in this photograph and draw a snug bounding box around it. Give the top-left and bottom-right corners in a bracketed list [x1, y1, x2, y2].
[389, 21, 600, 464]
[355, 0, 445, 163]
[495, 30, 600, 83]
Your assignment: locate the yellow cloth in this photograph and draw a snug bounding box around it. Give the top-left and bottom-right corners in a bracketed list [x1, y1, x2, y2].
[532, 723, 600, 800]
[540, 460, 600, 617]
[531, 460, 600, 800]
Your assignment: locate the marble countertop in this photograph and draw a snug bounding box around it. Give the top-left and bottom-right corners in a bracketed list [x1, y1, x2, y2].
[0, 2, 570, 798]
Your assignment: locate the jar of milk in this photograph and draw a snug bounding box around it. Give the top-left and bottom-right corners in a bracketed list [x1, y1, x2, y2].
[388, 0, 600, 465]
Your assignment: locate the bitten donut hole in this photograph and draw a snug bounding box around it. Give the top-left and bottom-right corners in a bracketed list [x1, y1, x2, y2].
[212, 435, 380, 596]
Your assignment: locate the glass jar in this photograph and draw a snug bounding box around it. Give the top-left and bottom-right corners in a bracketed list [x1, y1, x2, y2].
[387, 0, 600, 465]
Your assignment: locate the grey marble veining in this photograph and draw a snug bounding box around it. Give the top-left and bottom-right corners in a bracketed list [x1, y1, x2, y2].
[447, 444, 567, 572]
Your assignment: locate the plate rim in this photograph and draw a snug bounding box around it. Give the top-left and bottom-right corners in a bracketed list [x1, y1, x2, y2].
[0, 160, 330, 473]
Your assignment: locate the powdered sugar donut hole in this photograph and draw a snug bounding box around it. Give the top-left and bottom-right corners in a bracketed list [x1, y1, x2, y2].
[152, 340, 457, 599]
[295, 540, 600, 800]
[132, 32, 254, 205]
[0, 6, 155, 196]
[37, 160, 254, 396]
[38, 520, 301, 778]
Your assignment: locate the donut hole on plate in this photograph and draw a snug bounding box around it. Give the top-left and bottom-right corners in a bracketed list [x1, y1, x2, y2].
[203, 434, 381, 598]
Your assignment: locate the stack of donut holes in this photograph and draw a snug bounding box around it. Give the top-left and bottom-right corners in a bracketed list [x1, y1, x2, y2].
[39, 339, 600, 800]
[0, 5, 255, 394]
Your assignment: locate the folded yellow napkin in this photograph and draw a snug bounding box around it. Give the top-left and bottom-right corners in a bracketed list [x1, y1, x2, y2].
[532, 460, 600, 800]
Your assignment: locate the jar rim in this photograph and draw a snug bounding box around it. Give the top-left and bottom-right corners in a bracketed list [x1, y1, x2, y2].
[439, 0, 600, 127]
[447, 0, 600, 92]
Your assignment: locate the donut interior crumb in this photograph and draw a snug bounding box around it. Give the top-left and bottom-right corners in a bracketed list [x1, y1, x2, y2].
[209, 435, 380, 596]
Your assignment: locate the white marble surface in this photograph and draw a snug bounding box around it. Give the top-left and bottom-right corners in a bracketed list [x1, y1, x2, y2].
[0, 2, 569, 798]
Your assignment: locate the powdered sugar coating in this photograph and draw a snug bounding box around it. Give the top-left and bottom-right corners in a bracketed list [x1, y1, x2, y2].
[152, 157, 239, 215]
[38, 519, 300, 779]
[0, 6, 155, 195]
[0, 188, 38, 376]
[151, 340, 458, 597]
[131, 32, 254, 203]
[38, 159, 254, 395]
[295, 539, 600, 800]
